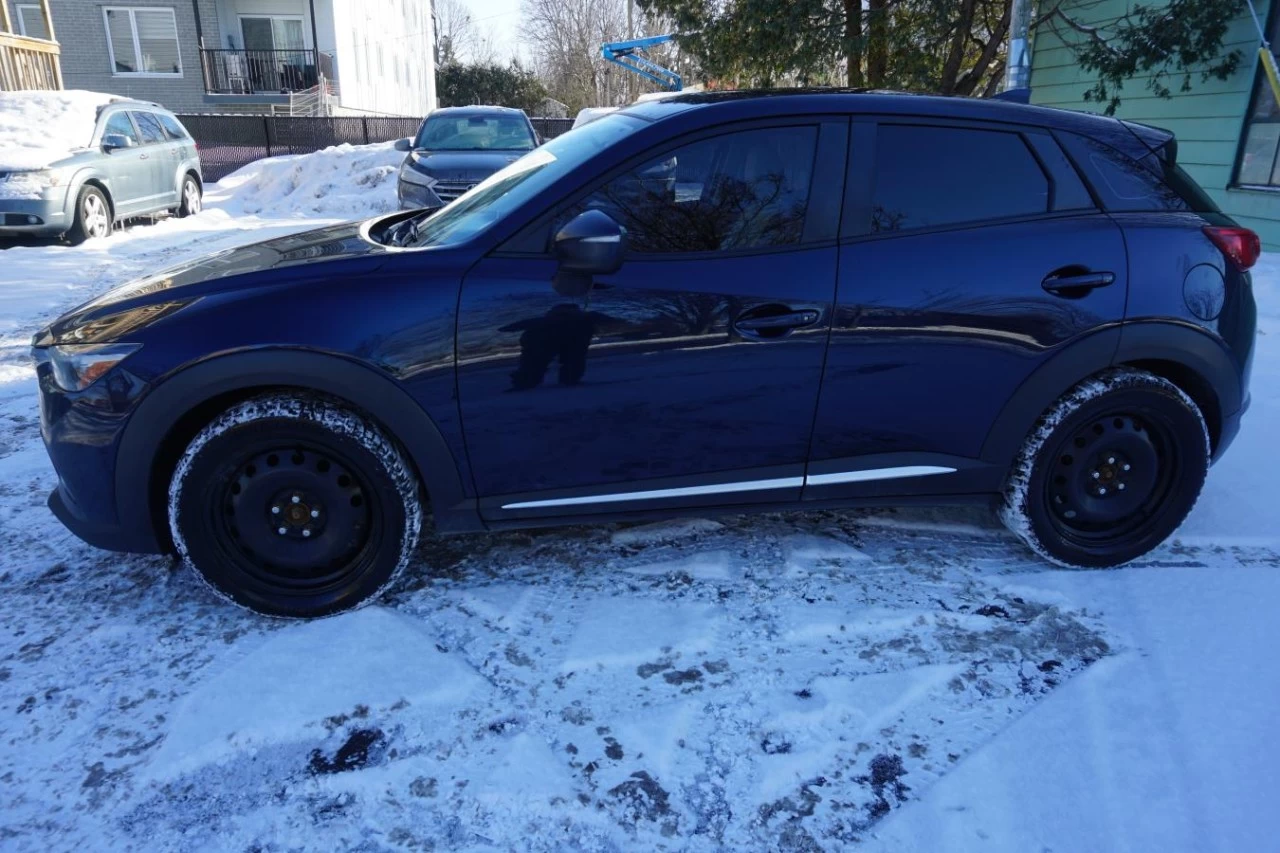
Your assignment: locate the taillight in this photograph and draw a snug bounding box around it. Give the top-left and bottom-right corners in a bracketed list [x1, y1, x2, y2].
[1203, 226, 1261, 271]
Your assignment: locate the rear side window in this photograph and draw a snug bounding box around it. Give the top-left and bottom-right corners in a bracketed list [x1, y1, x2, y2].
[871, 125, 1050, 232]
[131, 111, 166, 144]
[1057, 132, 1198, 212]
[156, 112, 189, 141]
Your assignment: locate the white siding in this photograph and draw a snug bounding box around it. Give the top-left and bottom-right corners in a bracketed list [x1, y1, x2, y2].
[330, 0, 435, 117]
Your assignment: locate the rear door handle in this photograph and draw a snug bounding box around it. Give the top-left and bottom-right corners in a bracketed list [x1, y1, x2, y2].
[138, 153, 149, 160]
[734, 309, 820, 333]
[1042, 270, 1115, 295]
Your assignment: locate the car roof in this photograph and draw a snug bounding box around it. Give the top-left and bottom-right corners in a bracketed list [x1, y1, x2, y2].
[428, 105, 527, 118]
[619, 88, 1147, 148]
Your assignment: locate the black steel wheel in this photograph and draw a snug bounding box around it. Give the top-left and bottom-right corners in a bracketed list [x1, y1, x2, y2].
[1000, 368, 1209, 568]
[170, 394, 422, 617]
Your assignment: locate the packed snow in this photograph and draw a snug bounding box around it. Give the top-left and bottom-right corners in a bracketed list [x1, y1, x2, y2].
[0, 144, 1277, 851]
[0, 89, 119, 174]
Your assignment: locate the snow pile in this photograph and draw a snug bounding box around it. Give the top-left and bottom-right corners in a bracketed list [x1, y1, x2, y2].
[210, 142, 405, 220]
[0, 90, 119, 172]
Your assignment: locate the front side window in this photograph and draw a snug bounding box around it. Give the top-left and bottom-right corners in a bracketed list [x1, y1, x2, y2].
[414, 115, 537, 151]
[567, 125, 819, 254]
[871, 125, 1050, 232]
[104, 7, 182, 75]
[102, 112, 140, 145]
[131, 111, 166, 144]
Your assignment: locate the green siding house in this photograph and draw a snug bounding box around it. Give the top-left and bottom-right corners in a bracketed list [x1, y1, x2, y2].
[1030, 0, 1280, 247]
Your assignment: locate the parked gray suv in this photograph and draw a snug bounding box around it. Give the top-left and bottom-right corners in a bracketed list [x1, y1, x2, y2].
[0, 97, 202, 243]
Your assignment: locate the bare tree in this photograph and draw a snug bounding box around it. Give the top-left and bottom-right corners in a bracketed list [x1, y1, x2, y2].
[522, 0, 681, 110]
[434, 0, 478, 65]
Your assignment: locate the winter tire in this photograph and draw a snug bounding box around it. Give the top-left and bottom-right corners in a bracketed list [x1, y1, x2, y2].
[67, 185, 112, 244]
[169, 394, 422, 618]
[999, 368, 1210, 568]
[178, 175, 202, 217]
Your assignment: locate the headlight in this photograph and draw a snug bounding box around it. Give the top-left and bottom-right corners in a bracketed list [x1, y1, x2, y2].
[43, 343, 141, 391]
[398, 164, 438, 189]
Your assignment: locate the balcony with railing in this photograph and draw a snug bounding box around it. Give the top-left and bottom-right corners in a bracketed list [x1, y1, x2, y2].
[200, 48, 333, 96]
[0, 1, 62, 91]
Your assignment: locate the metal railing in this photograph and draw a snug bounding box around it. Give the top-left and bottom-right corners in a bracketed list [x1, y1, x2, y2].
[200, 48, 333, 95]
[179, 114, 577, 181]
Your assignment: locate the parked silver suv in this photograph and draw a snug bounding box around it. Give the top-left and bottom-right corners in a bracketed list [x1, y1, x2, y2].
[0, 94, 202, 243]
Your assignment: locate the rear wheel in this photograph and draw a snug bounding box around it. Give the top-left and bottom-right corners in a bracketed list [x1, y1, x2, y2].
[169, 394, 422, 617]
[178, 175, 201, 217]
[67, 186, 112, 244]
[999, 368, 1209, 567]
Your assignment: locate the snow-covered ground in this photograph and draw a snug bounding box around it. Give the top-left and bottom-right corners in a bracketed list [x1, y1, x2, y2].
[0, 145, 1277, 851]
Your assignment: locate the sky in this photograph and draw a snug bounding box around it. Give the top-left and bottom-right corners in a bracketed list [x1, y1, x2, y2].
[458, 0, 525, 62]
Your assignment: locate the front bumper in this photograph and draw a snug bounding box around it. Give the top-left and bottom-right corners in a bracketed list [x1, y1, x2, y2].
[0, 196, 69, 236]
[37, 355, 163, 554]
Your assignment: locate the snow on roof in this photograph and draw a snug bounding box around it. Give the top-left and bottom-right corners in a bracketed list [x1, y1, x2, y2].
[0, 90, 123, 172]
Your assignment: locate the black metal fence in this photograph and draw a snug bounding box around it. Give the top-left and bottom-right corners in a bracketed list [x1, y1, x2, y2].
[178, 114, 578, 182]
[199, 49, 334, 95]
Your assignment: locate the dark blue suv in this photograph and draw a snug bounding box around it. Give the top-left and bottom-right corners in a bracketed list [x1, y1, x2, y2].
[33, 91, 1258, 617]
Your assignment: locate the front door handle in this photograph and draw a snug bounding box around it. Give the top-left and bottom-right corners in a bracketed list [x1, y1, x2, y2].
[734, 309, 820, 334]
[138, 153, 149, 160]
[1042, 270, 1115, 296]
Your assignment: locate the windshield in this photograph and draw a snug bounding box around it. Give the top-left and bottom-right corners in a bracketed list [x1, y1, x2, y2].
[386, 114, 645, 249]
[414, 114, 537, 151]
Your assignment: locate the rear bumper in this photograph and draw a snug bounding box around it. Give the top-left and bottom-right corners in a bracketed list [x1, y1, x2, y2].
[1213, 393, 1249, 464]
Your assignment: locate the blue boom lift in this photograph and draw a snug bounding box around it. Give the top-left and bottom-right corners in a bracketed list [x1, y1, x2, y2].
[600, 34, 683, 91]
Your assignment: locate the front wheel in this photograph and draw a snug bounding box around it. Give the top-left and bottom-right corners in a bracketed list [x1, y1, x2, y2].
[169, 394, 423, 617]
[999, 368, 1209, 568]
[67, 185, 112, 244]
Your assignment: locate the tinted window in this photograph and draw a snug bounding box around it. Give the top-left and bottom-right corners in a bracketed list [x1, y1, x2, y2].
[156, 112, 189, 141]
[568, 125, 818, 254]
[102, 112, 139, 145]
[872, 125, 1050, 232]
[1058, 132, 1190, 212]
[132, 111, 166, 145]
[415, 115, 536, 151]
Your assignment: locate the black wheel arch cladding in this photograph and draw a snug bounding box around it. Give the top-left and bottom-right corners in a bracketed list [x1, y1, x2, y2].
[116, 349, 472, 553]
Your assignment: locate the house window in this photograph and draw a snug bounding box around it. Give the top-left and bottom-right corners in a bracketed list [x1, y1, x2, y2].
[1235, 9, 1280, 187]
[238, 16, 305, 55]
[16, 4, 50, 40]
[103, 7, 182, 76]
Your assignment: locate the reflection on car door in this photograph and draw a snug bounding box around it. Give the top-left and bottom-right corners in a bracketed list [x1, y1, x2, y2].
[99, 111, 151, 216]
[130, 111, 178, 210]
[456, 119, 849, 519]
[805, 120, 1129, 500]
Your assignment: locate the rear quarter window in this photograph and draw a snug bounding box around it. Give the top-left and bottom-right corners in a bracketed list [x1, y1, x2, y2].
[156, 112, 190, 141]
[1057, 131, 1202, 212]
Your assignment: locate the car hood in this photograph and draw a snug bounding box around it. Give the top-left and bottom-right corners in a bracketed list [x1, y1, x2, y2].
[36, 221, 387, 344]
[404, 149, 526, 179]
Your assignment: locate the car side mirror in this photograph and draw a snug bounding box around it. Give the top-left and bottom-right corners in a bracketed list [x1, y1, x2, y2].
[552, 210, 626, 298]
[394, 137, 412, 152]
[102, 133, 133, 152]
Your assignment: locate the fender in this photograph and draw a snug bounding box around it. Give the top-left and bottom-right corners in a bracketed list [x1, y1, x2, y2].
[980, 321, 1242, 467]
[115, 349, 482, 552]
[1113, 320, 1243, 419]
[980, 327, 1122, 466]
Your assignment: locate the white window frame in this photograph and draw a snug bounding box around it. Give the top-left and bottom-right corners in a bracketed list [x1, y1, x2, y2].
[102, 7, 184, 78]
[16, 4, 49, 39]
